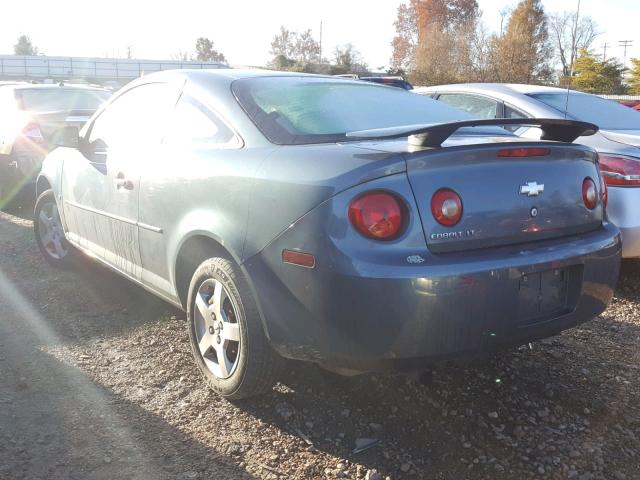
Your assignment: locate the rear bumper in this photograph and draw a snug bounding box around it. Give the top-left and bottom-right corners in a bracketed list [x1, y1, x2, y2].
[606, 186, 640, 258]
[245, 224, 621, 370]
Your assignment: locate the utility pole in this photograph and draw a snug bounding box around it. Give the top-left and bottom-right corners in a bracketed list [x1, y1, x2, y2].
[319, 21, 323, 64]
[601, 42, 609, 61]
[619, 40, 633, 68]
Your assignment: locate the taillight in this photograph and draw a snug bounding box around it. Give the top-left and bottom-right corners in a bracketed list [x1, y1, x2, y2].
[598, 172, 608, 208]
[598, 154, 640, 186]
[497, 147, 551, 157]
[21, 122, 45, 142]
[431, 188, 463, 226]
[582, 177, 597, 210]
[348, 191, 404, 240]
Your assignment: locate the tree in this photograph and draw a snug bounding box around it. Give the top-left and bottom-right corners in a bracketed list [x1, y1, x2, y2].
[171, 50, 193, 61]
[333, 44, 368, 74]
[549, 11, 599, 78]
[491, 0, 552, 84]
[629, 58, 640, 95]
[14, 35, 39, 55]
[571, 49, 625, 94]
[268, 26, 321, 71]
[195, 37, 226, 63]
[294, 29, 321, 65]
[391, 0, 480, 85]
[270, 27, 296, 61]
[390, 0, 419, 71]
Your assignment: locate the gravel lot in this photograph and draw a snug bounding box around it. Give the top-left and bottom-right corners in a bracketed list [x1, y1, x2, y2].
[1, 207, 638, 480]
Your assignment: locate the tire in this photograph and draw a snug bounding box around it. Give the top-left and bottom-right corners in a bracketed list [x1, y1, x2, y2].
[187, 257, 282, 400]
[34, 189, 75, 268]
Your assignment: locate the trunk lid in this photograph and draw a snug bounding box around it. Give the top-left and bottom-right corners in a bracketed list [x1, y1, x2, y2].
[29, 109, 94, 142]
[405, 140, 603, 253]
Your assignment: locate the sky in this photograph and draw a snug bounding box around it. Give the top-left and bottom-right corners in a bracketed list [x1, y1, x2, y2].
[1, 0, 639, 71]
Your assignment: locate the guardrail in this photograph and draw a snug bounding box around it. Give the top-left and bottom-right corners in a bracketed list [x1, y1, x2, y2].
[0, 55, 227, 81]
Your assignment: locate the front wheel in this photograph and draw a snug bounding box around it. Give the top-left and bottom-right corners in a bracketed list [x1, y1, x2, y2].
[187, 257, 282, 399]
[34, 189, 75, 268]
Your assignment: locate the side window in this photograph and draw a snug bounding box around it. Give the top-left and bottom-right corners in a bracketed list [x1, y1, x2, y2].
[164, 95, 239, 147]
[503, 104, 530, 132]
[504, 104, 528, 119]
[88, 83, 176, 151]
[437, 94, 499, 119]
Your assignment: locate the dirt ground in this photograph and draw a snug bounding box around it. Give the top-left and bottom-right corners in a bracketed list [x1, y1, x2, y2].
[0, 206, 638, 480]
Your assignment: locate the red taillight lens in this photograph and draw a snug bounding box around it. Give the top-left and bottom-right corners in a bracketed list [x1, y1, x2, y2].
[21, 122, 45, 142]
[431, 188, 463, 226]
[348, 191, 404, 240]
[582, 177, 597, 209]
[497, 147, 551, 157]
[598, 154, 640, 186]
[599, 172, 608, 208]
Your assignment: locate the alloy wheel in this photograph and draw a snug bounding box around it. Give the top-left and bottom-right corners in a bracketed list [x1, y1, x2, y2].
[193, 278, 241, 379]
[37, 201, 68, 260]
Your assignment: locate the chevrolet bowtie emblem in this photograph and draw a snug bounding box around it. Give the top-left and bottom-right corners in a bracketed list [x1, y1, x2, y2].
[520, 182, 544, 196]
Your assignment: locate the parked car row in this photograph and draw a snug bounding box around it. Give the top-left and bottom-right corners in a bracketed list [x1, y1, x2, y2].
[0, 83, 111, 205]
[2, 70, 628, 399]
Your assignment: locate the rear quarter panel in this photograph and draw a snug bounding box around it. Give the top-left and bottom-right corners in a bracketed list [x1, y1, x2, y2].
[242, 143, 406, 260]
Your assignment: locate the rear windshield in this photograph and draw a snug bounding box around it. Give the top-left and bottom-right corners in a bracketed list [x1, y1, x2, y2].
[232, 77, 470, 145]
[17, 88, 112, 112]
[528, 92, 640, 130]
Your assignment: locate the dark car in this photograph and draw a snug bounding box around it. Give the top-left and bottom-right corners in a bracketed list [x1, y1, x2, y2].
[335, 74, 413, 90]
[35, 70, 620, 399]
[0, 84, 111, 205]
[359, 76, 413, 90]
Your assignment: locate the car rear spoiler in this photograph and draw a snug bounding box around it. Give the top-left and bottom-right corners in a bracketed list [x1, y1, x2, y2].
[345, 118, 598, 148]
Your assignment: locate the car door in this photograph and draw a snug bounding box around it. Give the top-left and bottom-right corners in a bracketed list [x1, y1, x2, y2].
[61, 82, 180, 279]
[136, 93, 244, 301]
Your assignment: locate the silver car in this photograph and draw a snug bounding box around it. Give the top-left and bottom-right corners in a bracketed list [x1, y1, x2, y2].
[415, 84, 640, 259]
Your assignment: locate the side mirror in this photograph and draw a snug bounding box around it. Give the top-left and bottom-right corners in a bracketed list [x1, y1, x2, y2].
[51, 126, 80, 148]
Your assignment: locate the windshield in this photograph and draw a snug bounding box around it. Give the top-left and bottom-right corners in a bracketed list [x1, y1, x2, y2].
[529, 92, 640, 130]
[232, 77, 470, 144]
[17, 88, 112, 112]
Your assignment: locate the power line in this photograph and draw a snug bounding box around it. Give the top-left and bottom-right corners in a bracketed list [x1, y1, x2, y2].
[619, 40, 633, 68]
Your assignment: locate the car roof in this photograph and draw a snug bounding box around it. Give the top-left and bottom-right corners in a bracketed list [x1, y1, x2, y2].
[416, 83, 586, 97]
[137, 68, 362, 87]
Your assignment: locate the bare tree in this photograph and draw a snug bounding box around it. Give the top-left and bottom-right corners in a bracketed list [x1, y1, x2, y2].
[549, 11, 599, 78]
[171, 50, 193, 61]
[269, 26, 321, 70]
[333, 44, 368, 74]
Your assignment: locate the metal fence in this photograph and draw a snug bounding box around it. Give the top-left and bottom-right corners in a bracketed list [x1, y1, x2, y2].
[0, 55, 227, 82]
[599, 94, 640, 101]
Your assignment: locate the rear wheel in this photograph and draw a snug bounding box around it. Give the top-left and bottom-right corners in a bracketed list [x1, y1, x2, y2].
[187, 257, 282, 399]
[34, 189, 75, 268]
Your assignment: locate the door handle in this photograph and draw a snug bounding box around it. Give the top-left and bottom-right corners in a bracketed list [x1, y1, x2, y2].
[115, 172, 134, 190]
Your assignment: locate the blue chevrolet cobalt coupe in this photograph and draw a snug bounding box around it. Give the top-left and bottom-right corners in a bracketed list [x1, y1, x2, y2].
[34, 70, 621, 399]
